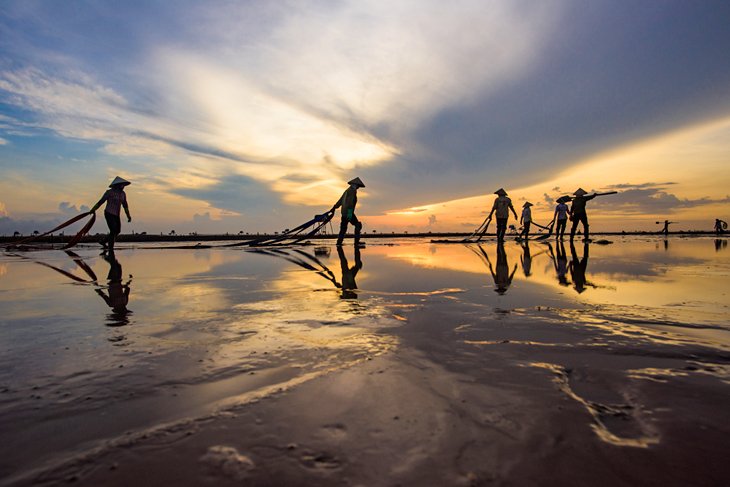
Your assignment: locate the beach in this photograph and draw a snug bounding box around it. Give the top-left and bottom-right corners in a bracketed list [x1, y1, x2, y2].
[1, 236, 729, 486]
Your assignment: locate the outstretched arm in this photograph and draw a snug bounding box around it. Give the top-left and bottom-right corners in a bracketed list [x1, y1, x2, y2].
[90, 191, 108, 213]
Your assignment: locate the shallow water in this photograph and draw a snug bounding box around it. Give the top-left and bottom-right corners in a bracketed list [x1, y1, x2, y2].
[1, 236, 729, 484]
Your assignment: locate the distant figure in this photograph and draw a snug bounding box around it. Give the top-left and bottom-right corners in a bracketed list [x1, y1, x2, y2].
[91, 176, 132, 253]
[487, 188, 518, 242]
[658, 220, 675, 236]
[332, 177, 365, 247]
[553, 196, 571, 240]
[95, 252, 132, 326]
[715, 219, 727, 235]
[569, 240, 590, 293]
[520, 202, 533, 240]
[337, 245, 362, 299]
[569, 188, 596, 241]
[485, 241, 517, 294]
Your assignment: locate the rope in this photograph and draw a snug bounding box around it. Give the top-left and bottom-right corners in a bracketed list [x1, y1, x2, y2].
[2, 212, 96, 250]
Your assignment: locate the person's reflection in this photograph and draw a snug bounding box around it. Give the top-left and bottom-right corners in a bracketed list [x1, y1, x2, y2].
[95, 251, 132, 326]
[715, 239, 728, 252]
[336, 245, 362, 299]
[569, 241, 590, 294]
[519, 241, 533, 277]
[485, 242, 517, 294]
[547, 241, 570, 287]
[663, 239, 669, 251]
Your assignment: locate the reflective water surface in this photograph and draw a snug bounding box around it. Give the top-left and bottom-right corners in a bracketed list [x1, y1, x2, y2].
[1, 236, 728, 484]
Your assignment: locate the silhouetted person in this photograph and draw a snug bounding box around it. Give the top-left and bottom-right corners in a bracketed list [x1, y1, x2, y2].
[485, 241, 517, 294]
[91, 176, 132, 252]
[520, 240, 533, 277]
[337, 245, 362, 299]
[332, 177, 365, 247]
[520, 202, 533, 240]
[95, 251, 132, 326]
[553, 196, 571, 240]
[487, 188, 518, 242]
[569, 188, 596, 241]
[569, 240, 590, 294]
[658, 220, 675, 236]
[715, 219, 727, 235]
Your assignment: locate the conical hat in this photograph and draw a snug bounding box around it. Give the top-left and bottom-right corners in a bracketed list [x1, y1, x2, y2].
[494, 188, 507, 196]
[573, 188, 587, 196]
[109, 176, 131, 187]
[523, 202, 533, 207]
[348, 177, 365, 188]
[556, 195, 571, 203]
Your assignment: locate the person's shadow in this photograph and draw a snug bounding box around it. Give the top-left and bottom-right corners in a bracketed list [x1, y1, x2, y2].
[569, 241, 591, 294]
[337, 245, 362, 299]
[95, 251, 132, 326]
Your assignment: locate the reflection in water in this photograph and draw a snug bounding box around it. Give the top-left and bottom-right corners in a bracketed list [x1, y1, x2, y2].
[547, 242, 570, 287]
[715, 239, 728, 252]
[95, 251, 132, 327]
[472, 242, 517, 294]
[337, 246, 362, 299]
[252, 246, 365, 299]
[520, 241, 533, 277]
[569, 241, 591, 294]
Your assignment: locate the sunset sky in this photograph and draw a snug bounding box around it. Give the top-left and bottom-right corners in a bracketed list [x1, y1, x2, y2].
[1, 0, 729, 235]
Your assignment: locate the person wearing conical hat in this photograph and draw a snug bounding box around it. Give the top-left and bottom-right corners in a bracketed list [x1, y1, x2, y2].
[90, 176, 132, 252]
[487, 188, 518, 242]
[569, 188, 596, 241]
[519, 201, 533, 240]
[552, 196, 572, 240]
[331, 177, 365, 246]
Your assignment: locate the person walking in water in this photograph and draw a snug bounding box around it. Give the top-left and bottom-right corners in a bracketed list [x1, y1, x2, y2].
[569, 188, 596, 241]
[90, 176, 131, 252]
[658, 220, 675, 236]
[715, 219, 727, 235]
[553, 196, 571, 240]
[487, 188, 518, 242]
[519, 202, 533, 240]
[332, 177, 365, 247]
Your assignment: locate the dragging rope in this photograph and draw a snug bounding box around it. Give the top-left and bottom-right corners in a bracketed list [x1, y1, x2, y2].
[431, 216, 492, 244]
[2, 212, 96, 251]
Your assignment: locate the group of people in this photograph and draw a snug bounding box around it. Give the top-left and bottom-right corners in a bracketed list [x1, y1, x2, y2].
[90, 176, 725, 250]
[485, 187, 598, 242]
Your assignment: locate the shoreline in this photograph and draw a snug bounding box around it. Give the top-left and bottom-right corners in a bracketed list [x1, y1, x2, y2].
[0, 230, 726, 246]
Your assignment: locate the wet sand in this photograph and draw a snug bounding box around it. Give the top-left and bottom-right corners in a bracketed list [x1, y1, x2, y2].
[1, 237, 729, 486]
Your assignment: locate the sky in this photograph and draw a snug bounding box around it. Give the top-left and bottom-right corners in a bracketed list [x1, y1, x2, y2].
[1, 0, 729, 235]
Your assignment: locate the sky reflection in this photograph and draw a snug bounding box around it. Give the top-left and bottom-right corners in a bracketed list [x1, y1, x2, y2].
[0, 236, 729, 480]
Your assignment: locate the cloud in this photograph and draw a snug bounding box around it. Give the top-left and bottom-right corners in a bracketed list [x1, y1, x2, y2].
[0, 201, 7, 217]
[58, 201, 89, 215]
[591, 183, 730, 214]
[428, 214, 437, 227]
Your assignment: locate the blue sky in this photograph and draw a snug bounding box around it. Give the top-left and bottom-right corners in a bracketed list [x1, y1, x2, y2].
[1, 0, 729, 234]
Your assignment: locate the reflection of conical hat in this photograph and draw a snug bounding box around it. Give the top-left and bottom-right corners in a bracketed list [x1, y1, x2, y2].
[522, 202, 533, 207]
[494, 188, 507, 196]
[573, 188, 587, 196]
[556, 195, 571, 203]
[348, 177, 365, 188]
[109, 176, 131, 187]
